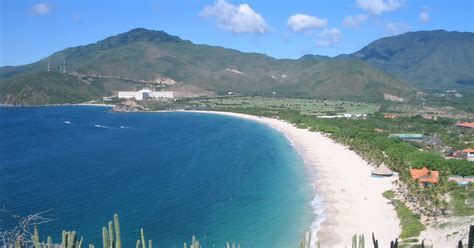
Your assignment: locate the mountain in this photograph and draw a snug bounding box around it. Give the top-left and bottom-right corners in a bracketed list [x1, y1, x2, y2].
[0, 28, 415, 105]
[352, 30, 474, 91]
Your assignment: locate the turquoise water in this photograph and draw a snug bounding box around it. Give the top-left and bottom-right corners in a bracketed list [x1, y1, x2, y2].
[0, 106, 315, 247]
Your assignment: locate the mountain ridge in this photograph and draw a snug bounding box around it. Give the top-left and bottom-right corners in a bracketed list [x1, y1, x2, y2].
[350, 30, 474, 90]
[8, 28, 471, 104]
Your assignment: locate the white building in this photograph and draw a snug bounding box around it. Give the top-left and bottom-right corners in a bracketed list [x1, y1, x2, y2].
[118, 88, 174, 100]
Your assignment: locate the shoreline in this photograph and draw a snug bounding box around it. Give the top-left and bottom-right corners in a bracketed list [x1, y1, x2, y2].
[185, 110, 400, 247]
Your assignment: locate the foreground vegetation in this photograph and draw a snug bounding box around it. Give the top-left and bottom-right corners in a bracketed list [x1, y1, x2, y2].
[4, 213, 470, 248]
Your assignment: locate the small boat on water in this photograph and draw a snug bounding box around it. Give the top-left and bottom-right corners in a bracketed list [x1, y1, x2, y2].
[64, 121, 71, 124]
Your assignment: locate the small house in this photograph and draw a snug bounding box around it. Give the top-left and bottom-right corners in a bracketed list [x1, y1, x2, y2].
[463, 148, 474, 161]
[388, 134, 424, 143]
[410, 167, 440, 187]
[423, 134, 445, 148]
[448, 175, 474, 187]
[445, 149, 463, 158]
[457, 122, 474, 129]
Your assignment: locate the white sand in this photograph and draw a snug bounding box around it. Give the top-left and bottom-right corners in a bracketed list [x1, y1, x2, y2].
[188, 110, 401, 247]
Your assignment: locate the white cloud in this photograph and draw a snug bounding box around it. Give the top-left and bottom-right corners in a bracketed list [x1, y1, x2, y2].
[356, 0, 403, 15]
[343, 14, 368, 29]
[287, 14, 327, 32]
[385, 22, 410, 35]
[200, 0, 269, 35]
[317, 28, 342, 47]
[31, 3, 52, 16]
[419, 11, 431, 23]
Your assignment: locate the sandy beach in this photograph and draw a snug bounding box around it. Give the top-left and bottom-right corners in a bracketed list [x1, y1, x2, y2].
[190, 110, 401, 247]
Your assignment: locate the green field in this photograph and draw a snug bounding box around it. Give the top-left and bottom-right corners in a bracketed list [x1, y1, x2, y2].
[186, 96, 380, 116]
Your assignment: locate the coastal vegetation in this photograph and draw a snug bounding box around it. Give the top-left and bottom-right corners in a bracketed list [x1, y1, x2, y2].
[449, 184, 474, 216]
[383, 190, 426, 239]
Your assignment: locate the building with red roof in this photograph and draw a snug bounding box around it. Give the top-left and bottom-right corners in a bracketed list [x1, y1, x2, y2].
[410, 167, 440, 187]
[463, 148, 474, 161]
[457, 122, 474, 129]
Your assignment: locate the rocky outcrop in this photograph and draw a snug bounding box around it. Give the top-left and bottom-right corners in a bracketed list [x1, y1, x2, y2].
[111, 100, 147, 112]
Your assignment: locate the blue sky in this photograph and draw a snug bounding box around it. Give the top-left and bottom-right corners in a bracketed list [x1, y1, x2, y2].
[1, 0, 473, 66]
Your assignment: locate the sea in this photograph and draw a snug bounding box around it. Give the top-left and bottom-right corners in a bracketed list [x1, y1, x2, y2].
[0, 106, 317, 248]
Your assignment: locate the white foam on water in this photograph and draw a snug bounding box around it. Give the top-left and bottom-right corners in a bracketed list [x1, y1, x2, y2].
[94, 124, 114, 129]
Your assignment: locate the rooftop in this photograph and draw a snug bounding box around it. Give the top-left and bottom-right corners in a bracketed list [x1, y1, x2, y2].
[457, 122, 474, 128]
[410, 167, 440, 184]
[388, 134, 424, 139]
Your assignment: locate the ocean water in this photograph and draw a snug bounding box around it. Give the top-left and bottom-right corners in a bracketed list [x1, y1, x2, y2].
[0, 106, 316, 248]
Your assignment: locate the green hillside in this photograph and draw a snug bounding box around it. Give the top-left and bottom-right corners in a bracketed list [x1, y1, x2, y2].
[0, 72, 107, 105]
[0, 28, 415, 104]
[352, 30, 474, 91]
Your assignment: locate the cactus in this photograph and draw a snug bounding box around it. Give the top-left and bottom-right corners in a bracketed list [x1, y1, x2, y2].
[113, 214, 122, 248]
[358, 234, 365, 248]
[67, 231, 77, 248]
[14, 239, 20, 248]
[371, 233, 379, 248]
[78, 237, 84, 248]
[140, 228, 146, 248]
[226, 242, 238, 248]
[108, 222, 114, 248]
[62, 231, 67, 248]
[299, 230, 314, 248]
[33, 226, 40, 248]
[189, 235, 199, 248]
[102, 227, 109, 248]
[47, 236, 53, 248]
[469, 225, 474, 248]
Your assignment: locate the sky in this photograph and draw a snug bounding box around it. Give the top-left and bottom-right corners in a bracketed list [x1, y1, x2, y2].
[0, 0, 473, 66]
